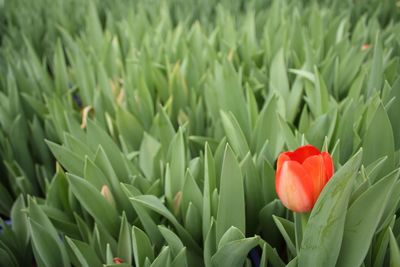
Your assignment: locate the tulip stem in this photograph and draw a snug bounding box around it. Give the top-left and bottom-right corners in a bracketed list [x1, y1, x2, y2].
[294, 212, 310, 254]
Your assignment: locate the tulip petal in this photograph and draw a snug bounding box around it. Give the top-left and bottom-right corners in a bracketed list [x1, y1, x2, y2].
[276, 153, 291, 173]
[276, 161, 314, 212]
[321, 152, 334, 182]
[287, 145, 320, 164]
[302, 155, 326, 202]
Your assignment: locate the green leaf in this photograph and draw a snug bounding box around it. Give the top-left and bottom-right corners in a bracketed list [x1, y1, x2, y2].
[277, 114, 299, 151]
[73, 213, 92, 244]
[65, 237, 102, 267]
[305, 113, 332, 149]
[116, 108, 144, 150]
[139, 133, 161, 180]
[389, 228, 400, 267]
[240, 153, 263, 235]
[203, 143, 217, 240]
[204, 219, 216, 267]
[46, 140, 84, 176]
[252, 96, 284, 159]
[166, 128, 186, 202]
[258, 241, 285, 267]
[0, 183, 13, 216]
[336, 169, 398, 267]
[272, 216, 296, 257]
[53, 40, 69, 93]
[304, 67, 329, 117]
[218, 226, 245, 249]
[29, 218, 70, 267]
[122, 184, 163, 247]
[67, 173, 120, 237]
[259, 244, 268, 267]
[216, 145, 245, 243]
[46, 171, 70, 213]
[211, 236, 259, 267]
[10, 195, 29, 248]
[93, 146, 134, 218]
[298, 149, 363, 267]
[367, 34, 383, 97]
[184, 203, 202, 243]
[0, 248, 17, 267]
[132, 226, 154, 267]
[189, 136, 219, 152]
[83, 157, 108, 190]
[117, 213, 132, 265]
[181, 170, 203, 219]
[28, 199, 70, 267]
[287, 74, 305, 123]
[387, 78, 400, 150]
[63, 133, 94, 160]
[86, 120, 129, 181]
[209, 61, 250, 140]
[158, 226, 184, 257]
[154, 107, 176, 154]
[93, 223, 118, 262]
[377, 180, 400, 233]
[220, 110, 250, 159]
[362, 103, 395, 176]
[258, 200, 285, 249]
[372, 223, 392, 267]
[40, 205, 80, 238]
[269, 48, 289, 99]
[246, 85, 259, 129]
[260, 159, 278, 203]
[130, 195, 202, 255]
[286, 257, 298, 267]
[150, 246, 172, 267]
[171, 248, 188, 267]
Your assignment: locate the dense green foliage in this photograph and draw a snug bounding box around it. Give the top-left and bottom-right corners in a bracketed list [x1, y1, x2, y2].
[1, 0, 400, 266]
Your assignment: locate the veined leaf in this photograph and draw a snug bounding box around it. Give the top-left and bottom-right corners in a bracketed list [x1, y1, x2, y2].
[298, 150, 363, 267]
[337, 169, 399, 267]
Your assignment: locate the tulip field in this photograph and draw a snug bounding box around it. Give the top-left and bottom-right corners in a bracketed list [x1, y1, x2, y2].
[1, 0, 400, 266]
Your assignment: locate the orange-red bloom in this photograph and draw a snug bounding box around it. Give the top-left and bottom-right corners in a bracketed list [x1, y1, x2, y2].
[275, 145, 334, 213]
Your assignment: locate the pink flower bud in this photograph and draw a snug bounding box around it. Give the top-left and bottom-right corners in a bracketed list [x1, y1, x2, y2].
[361, 44, 370, 51]
[101, 185, 116, 207]
[113, 257, 124, 264]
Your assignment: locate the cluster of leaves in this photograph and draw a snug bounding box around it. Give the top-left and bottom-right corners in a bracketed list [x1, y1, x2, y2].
[1, 0, 400, 266]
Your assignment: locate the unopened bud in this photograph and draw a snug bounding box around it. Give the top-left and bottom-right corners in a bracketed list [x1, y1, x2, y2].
[113, 257, 124, 264]
[101, 185, 116, 207]
[361, 43, 370, 51]
[80, 106, 94, 129]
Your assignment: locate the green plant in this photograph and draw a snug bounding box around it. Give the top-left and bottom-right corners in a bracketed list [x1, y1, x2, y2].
[1, 0, 400, 266]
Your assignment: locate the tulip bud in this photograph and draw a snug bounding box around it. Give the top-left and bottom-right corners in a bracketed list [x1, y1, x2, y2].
[361, 43, 370, 51]
[101, 185, 116, 208]
[113, 257, 124, 264]
[275, 145, 334, 213]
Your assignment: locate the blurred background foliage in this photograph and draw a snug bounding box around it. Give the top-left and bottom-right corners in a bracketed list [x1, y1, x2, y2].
[0, 0, 400, 266]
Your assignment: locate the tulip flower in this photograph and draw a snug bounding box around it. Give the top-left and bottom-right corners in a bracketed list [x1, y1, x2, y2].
[275, 145, 334, 213]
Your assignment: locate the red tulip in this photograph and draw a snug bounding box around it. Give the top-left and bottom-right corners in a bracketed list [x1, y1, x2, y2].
[275, 145, 334, 213]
